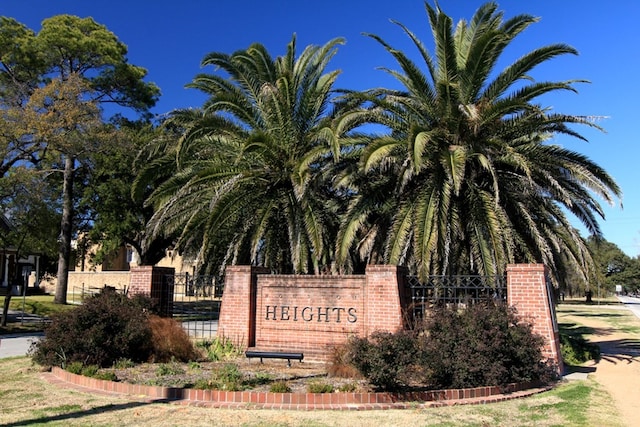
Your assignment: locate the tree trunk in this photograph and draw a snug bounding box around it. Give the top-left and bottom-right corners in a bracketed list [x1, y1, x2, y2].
[1, 294, 11, 327]
[54, 155, 74, 304]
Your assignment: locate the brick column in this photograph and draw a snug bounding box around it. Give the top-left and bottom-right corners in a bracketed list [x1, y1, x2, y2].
[129, 266, 175, 317]
[507, 264, 563, 374]
[218, 266, 267, 348]
[364, 265, 406, 335]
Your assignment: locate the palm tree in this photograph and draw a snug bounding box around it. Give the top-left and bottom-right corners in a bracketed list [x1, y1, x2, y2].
[336, 2, 621, 282]
[144, 35, 354, 275]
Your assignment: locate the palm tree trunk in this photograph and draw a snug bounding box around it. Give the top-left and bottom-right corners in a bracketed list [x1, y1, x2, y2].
[54, 155, 74, 304]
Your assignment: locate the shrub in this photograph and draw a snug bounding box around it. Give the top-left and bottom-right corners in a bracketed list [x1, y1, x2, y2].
[192, 378, 214, 390]
[65, 362, 117, 381]
[327, 344, 361, 379]
[193, 364, 246, 390]
[345, 303, 557, 391]
[269, 381, 292, 393]
[246, 372, 273, 387]
[422, 303, 557, 389]
[346, 329, 418, 391]
[65, 361, 84, 375]
[156, 360, 185, 376]
[30, 289, 154, 368]
[93, 371, 118, 381]
[209, 363, 244, 391]
[338, 382, 358, 392]
[113, 358, 135, 369]
[148, 316, 198, 363]
[307, 381, 334, 393]
[80, 365, 100, 377]
[560, 333, 601, 365]
[197, 336, 242, 361]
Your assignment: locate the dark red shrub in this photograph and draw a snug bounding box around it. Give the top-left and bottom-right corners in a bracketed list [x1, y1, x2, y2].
[422, 303, 557, 388]
[148, 315, 199, 363]
[30, 289, 154, 368]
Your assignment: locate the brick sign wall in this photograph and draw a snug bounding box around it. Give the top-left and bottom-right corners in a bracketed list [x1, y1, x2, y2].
[255, 275, 366, 360]
[217, 264, 562, 371]
[218, 265, 406, 361]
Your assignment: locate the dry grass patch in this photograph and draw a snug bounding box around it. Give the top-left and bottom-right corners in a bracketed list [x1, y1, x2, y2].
[0, 356, 623, 427]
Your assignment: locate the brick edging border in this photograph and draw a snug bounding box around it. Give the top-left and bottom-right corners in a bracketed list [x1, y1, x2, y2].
[48, 367, 554, 410]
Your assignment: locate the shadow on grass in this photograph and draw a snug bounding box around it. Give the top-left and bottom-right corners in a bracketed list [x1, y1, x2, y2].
[1, 400, 168, 427]
[559, 322, 596, 337]
[570, 312, 628, 319]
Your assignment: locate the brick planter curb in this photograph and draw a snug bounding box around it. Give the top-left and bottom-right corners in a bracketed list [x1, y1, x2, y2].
[46, 367, 554, 410]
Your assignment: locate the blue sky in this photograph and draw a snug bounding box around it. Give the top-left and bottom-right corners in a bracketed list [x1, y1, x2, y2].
[3, 1, 639, 257]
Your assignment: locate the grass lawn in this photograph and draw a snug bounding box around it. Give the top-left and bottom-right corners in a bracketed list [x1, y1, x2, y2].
[0, 355, 620, 427]
[0, 296, 630, 426]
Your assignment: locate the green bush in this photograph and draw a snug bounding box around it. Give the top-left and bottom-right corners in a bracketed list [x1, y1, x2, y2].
[156, 361, 185, 376]
[307, 381, 334, 393]
[345, 303, 557, 391]
[347, 329, 418, 391]
[192, 364, 246, 390]
[80, 365, 100, 377]
[29, 289, 154, 368]
[560, 333, 601, 366]
[210, 363, 245, 391]
[65, 361, 84, 374]
[65, 362, 117, 381]
[338, 382, 358, 392]
[93, 371, 118, 381]
[422, 303, 557, 389]
[269, 381, 292, 393]
[197, 336, 242, 361]
[113, 358, 135, 369]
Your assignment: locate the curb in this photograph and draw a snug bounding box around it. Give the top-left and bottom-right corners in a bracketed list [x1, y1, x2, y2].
[46, 367, 554, 410]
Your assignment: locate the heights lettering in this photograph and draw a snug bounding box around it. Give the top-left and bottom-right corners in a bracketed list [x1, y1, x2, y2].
[265, 305, 357, 323]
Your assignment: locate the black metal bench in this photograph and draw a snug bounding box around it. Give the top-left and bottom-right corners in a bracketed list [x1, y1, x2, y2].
[245, 350, 304, 367]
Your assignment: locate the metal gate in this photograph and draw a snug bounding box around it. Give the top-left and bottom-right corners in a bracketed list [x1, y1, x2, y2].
[170, 273, 223, 340]
[406, 274, 506, 320]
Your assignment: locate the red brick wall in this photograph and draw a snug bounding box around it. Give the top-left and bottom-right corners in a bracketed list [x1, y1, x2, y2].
[218, 265, 407, 361]
[363, 265, 407, 334]
[217, 266, 269, 348]
[129, 266, 153, 296]
[507, 264, 563, 373]
[218, 264, 562, 369]
[254, 274, 367, 360]
[129, 266, 175, 317]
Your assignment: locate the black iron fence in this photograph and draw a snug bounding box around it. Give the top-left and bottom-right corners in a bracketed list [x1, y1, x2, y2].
[169, 273, 222, 340]
[70, 284, 127, 305]
[406, 274, 507, 319]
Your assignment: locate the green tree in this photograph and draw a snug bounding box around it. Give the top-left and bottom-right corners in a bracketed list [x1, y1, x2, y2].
[143, 36, 353, 275]
[0, 168, 60, 271]
[81, 119, 175, 266]
[0, 17, 46, 188]
[587, 237, 640, 294]
[336, 2, 621, 282]
[0, 15, 159, 303]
